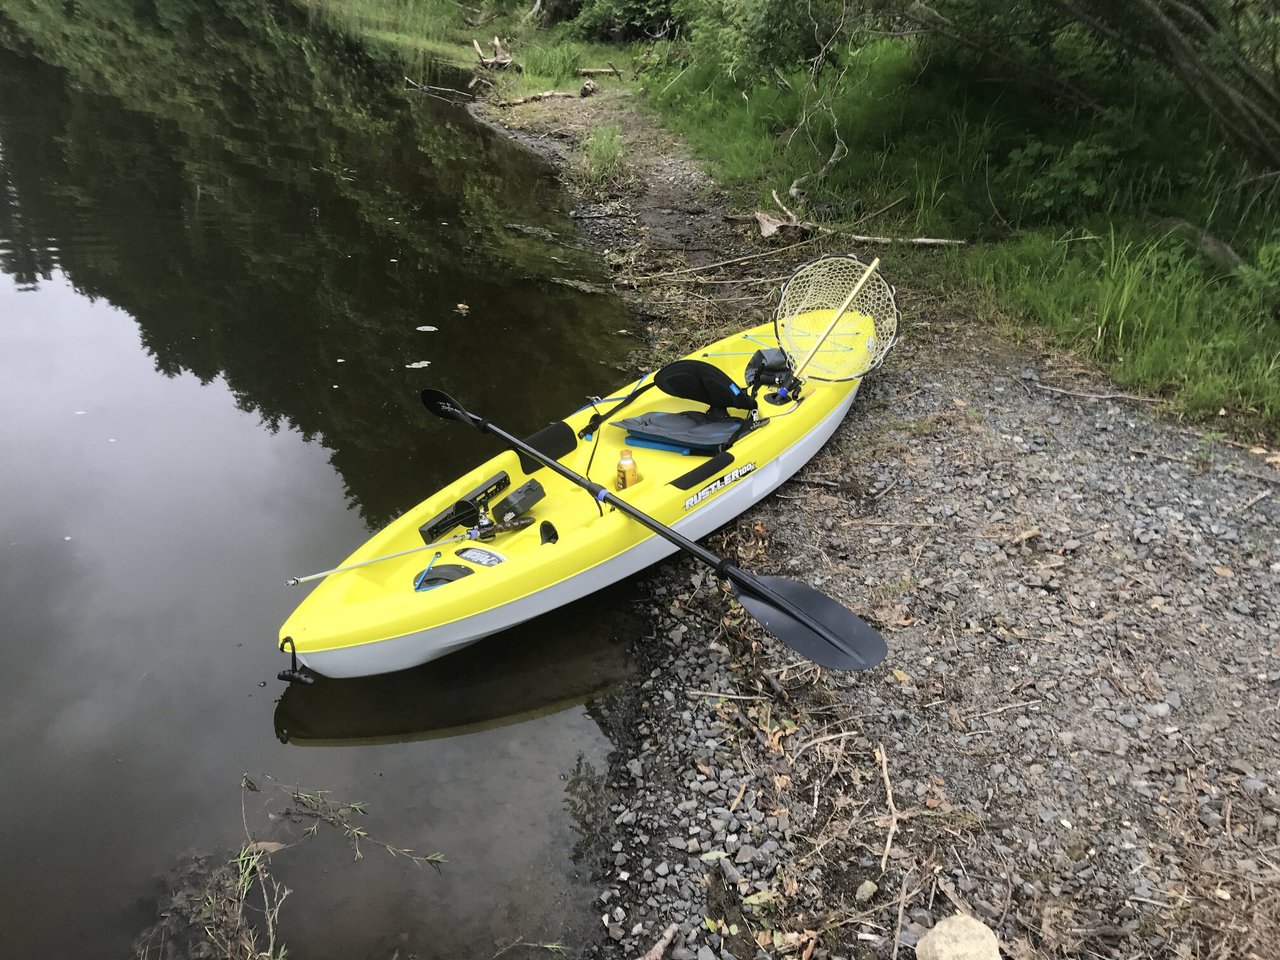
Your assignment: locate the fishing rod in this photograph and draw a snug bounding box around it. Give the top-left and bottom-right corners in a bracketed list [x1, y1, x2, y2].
[285, 516, 533, 586]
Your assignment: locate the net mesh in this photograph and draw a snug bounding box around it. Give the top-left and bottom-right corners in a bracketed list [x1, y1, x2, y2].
[774, 255, 900, 381]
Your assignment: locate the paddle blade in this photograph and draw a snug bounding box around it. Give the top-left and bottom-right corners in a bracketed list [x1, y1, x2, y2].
[422, 388, 478, 427]
[732, 575, 887, 671]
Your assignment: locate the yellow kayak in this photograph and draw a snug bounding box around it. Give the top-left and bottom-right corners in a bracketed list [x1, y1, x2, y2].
[279, 258, 896, 679]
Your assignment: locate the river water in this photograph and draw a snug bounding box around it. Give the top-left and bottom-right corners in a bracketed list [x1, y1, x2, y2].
[0, 4, 636, 956]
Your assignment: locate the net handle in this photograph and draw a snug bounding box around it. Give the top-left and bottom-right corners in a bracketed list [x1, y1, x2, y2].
[791, 257, 881, 381]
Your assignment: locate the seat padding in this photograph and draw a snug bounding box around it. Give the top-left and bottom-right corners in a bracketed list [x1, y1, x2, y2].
[613, 411, 746, 452]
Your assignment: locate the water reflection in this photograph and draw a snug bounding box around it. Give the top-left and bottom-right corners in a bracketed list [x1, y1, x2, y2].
[275, 589, 631, 746]
[0, 3, 635, 957]
[0, 0, 632, 524]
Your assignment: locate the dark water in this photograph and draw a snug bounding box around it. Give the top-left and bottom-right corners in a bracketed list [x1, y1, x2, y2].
[0, 3, 636, 956]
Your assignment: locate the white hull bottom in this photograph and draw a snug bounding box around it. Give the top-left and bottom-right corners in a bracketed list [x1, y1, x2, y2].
[301, 388, 859, 678]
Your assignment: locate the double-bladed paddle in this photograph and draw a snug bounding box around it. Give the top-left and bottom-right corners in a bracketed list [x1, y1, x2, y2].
[422, 388, 887, 672]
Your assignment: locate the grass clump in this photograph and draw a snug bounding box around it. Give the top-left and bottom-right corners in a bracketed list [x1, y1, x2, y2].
[577, 122, 627, 192]
[955, 231, 1280, 423]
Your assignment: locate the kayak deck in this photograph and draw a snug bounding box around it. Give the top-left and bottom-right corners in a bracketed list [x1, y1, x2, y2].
[280, 319, 873, 676]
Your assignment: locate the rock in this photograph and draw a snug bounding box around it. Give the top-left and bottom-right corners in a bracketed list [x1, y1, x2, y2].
[855, 880, 878, 903]
[734, 845, 757, 865]
[696, 947, 717, 960]
[914, 914, 1001, 960]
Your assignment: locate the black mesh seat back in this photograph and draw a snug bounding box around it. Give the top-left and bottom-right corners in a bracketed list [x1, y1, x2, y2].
[654, 360, 754, 413]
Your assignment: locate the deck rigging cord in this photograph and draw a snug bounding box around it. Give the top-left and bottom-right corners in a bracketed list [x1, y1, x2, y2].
[284, 516, 533, 586]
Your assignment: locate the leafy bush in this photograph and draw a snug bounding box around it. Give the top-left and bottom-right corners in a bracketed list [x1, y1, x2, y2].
[1237, 242, 1280, 317]
[574, 0, 675, 41]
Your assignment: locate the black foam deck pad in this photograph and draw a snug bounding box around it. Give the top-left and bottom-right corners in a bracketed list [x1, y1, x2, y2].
[669, 451, 734, 490]
[518, 421, 577, 473]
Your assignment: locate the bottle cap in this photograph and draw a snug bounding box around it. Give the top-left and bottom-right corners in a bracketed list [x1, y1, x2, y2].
[620, 448, 632, 457]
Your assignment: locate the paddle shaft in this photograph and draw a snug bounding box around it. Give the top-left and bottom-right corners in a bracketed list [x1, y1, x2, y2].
[791, 257, 881, 381]
[469, 417, 852, 654]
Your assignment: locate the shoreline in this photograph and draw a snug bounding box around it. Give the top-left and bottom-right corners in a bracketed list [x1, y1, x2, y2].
[464, 83, 1280, 960]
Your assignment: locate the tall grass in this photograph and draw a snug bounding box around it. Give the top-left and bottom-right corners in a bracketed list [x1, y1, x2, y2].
[578, 122, 625, 191]
[644, 37, 1280, 432]
[958, 230, 1280, 422]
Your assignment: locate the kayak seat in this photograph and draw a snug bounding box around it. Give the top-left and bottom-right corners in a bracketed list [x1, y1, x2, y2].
[611, 360, 759, 454]
[653, 359, 755, 419]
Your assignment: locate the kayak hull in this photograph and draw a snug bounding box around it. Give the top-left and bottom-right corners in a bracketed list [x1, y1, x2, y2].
[281, 318, 879, 678]
[294, 383, 859, 678]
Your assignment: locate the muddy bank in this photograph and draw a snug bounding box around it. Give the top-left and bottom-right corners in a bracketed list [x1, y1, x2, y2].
[470, 89, 1280, 960]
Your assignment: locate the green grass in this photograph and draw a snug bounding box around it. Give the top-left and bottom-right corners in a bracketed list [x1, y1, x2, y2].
[640, 38, 1280, 434]
[577, 122, 625, 191]
[296, 3, 1280, 435]
[951, 231, 1280, 423]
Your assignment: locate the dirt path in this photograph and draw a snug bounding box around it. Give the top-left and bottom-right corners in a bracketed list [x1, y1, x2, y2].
[474, 91, 1280, 960]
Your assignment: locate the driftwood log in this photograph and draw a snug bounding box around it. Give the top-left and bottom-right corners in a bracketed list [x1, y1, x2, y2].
[473, 36, 521, 71]
[579, 62, 622, 78]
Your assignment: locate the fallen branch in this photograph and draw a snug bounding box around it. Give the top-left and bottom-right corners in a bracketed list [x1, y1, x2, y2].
[404, 76, 472, 103]
[726, 210, 963, 245]
[637, 236, 823, 281]
[473, 36, 521, 71]
[876, 743, 900, 872]
[1034, 382, 1164, 404]
[495, 81, 598, 107]
[579, 63, 622, 78]
[1235, 489, 1271, 513]
[890, 867, 915, 960]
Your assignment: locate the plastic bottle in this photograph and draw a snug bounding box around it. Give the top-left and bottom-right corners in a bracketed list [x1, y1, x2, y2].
[616, 448, 639, 490]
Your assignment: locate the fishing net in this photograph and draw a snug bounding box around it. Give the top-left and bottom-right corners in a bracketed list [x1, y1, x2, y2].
[774, 255, 899, 382]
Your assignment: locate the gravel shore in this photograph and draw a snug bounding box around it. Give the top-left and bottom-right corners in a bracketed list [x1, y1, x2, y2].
[478, 91, 1280, 960]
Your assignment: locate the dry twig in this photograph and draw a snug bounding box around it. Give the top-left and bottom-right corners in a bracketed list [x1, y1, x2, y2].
[876, 743, 901, 872]
[639, 922, 679, 960]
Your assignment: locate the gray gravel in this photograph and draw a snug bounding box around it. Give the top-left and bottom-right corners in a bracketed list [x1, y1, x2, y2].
[478, 91, 1279, 960]
[587, 321, 1277, 960]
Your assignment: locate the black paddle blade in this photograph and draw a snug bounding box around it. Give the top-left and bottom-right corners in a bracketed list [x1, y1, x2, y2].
[732, 575, 887, 671]
[422, 388, 478, 427]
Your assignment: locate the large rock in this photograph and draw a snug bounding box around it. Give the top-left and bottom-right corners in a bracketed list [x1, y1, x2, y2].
[914, 914, 1000, 960]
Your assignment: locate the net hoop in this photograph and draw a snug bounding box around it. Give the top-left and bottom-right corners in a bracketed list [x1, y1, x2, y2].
[773, 255, 900, 382]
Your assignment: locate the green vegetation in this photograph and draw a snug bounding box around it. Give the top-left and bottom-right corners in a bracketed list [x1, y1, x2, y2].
[577, 122, 627, 191]
[0, 0, 632, 523]
[300, 0, 631, 99]
[304, 0, 1279, 434]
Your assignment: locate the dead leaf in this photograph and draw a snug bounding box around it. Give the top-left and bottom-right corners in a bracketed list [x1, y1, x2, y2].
[753, 211, 788, 238]
[892, 668, 912, 684]
[246, 840, 287, 855]
[801, 937, 817, 960]
[953, 397, 967, 408]
[1012, 527, 1041, 544]
[1212, 566, 1234, 578]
